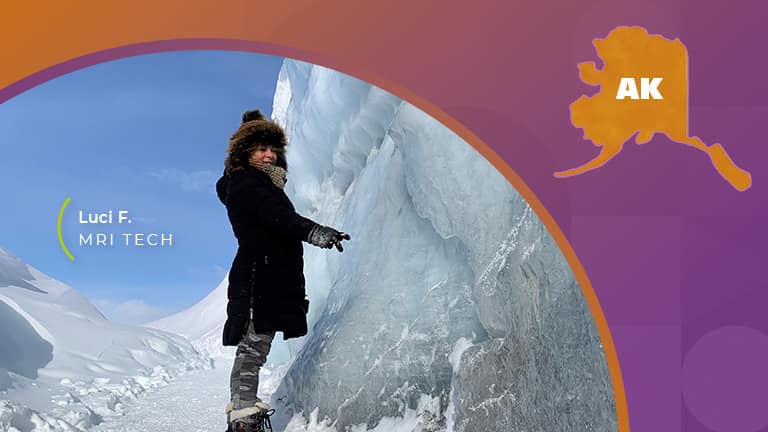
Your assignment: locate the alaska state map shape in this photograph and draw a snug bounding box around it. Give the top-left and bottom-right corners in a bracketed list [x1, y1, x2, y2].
[555, 26, 751, 191]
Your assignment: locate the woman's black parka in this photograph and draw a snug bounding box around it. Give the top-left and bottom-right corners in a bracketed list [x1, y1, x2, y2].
[216, 165, 315, 345]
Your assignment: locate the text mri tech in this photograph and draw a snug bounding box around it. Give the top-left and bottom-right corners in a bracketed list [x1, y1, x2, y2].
[78, 209, 173, 247]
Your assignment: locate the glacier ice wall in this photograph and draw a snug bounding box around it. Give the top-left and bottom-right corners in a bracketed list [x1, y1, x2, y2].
[271, 60, 616, 431]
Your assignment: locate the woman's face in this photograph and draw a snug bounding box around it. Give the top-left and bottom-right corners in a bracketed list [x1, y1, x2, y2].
[250, 145, 278, 165]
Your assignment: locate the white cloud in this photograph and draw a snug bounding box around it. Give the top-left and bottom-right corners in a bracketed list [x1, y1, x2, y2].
[92, 298, 173, 325]
[144, 168, 219, 193]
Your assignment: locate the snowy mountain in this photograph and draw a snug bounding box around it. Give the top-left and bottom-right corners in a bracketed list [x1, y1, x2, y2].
[146, 277, 233, 360]
[0, 246, 211, 431]
[146, 276, 294, 364]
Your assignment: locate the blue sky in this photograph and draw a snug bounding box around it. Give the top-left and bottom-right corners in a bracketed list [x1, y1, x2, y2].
[0, 50, 284, 323]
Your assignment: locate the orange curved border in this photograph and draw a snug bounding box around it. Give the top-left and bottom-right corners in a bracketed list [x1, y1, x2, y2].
[1, 40, 629, 431]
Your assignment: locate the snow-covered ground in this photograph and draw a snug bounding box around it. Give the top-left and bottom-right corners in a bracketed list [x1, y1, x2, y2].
[87, 359, 447, 432]
[88, 359, 234, 432]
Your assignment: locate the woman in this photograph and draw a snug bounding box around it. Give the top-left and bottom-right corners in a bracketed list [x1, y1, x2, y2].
[216, 109, 349, 432]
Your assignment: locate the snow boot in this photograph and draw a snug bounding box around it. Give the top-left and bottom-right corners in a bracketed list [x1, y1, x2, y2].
[226, 402, 274, 432]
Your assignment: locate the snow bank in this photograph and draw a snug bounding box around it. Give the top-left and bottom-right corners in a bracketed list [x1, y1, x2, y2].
[0, 246, 212, 432]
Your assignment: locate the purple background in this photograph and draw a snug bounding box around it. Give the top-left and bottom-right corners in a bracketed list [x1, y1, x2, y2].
[546, 2, 766, 431]
[427, 3, 767, 429]
[423, 2, 768, 431]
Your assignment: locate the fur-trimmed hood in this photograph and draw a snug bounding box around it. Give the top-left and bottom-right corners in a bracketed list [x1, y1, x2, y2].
[225, 109, 288, 173]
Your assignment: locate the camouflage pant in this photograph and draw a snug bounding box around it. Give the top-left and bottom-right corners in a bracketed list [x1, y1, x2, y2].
[230, 321, 275, 410]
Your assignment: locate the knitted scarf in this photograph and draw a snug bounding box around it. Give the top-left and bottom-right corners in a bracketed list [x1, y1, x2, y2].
[249, 158, 287, 190]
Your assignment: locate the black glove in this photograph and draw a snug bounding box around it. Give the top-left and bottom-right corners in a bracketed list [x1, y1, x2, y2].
[308, 224, 351, 251]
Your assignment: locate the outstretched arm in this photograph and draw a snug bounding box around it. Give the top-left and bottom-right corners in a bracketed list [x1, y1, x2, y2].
[227, 173, 352, 248]
[226, 173, 315, 241]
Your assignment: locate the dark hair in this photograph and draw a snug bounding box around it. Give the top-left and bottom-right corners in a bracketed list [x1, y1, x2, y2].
[225, 109, 288, 173]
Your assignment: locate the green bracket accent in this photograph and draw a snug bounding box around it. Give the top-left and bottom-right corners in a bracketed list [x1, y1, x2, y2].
[58, 197, 75, 261]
